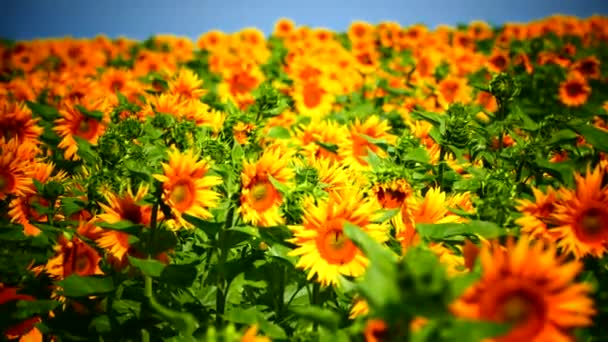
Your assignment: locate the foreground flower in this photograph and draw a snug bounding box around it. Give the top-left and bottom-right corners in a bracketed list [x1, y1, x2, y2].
[45, 234, 104, 279]
[239, 146, 294, 227]
[96, 184, 155, 263]
[288, 190, 389, 287]
[552, 166, 608, 259]
[154, 148, 222, 230]
[451, 236, 595, 342]
[0, 138, 33, 201]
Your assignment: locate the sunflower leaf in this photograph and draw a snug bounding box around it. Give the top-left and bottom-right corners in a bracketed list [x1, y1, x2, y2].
[570, 123, 608, 153]
[266, 126, 291, 139]
[56, 275, 115, 297]
[128, 256, 165, 277]
[13, 300, 61, 320]
[416, 221, 504, 240]
[291, 305, 341, 330]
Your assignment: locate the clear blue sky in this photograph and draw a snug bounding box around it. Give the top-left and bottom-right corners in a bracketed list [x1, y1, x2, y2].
[2, 0, 607, 40]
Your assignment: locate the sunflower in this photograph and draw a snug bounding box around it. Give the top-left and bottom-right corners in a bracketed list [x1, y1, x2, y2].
[395, 187, 470, 251]
[371, 179, 412, 210]
[363, 319, 388, 342]
[45, 234, 104, 280]
[292, 80, 334, 118]
[551, 166, 608, 259]
[515, 187, 560, 242]
[240, 325, 271, 342]
[0, 138, 33, 201]
[239, 146, 294, 227]
[309, 157, 352, 196]
[288, 189, 389, 287]
[451, 236, 595, 342]
[273, 18, 296, 38]
[0, 101, 43, 145]
[168, 68, 206, 100]
[96, 184, 154, 263]
[339, 116, 397, 169]
[558, 72, 591, 107]
[294, 119, 349, 162]
[154, 148, 222, 230]
[99, 67, 137, 102]
[9, 160, 66, 236]
[572, 56, 600, 80]
[54, 97, 109, 160]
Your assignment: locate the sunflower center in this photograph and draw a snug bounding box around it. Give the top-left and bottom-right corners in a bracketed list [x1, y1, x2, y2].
[565, 81, 584, 96]
[501, 294, 534, 324]
[249, 180, 279, 212]
[303, 83, 323, 108]
[316, 220, 358, 265]
[579, 208, 607, 239]
[75, 118, 100, 140]
[376, 187, 407, 209]
[169, 180, 195, 212]
[74, 253, 92, 275]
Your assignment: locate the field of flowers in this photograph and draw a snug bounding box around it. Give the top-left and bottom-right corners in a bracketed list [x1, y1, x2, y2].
[1, 15, 608, 341]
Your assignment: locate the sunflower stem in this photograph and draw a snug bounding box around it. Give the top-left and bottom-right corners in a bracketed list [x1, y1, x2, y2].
[311, 282, 320, 330]
[438, 146, 447, 189]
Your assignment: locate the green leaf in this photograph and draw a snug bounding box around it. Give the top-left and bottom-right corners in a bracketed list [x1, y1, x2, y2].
[291, 305, 341, 330]
[416, 221, 504, 240]
[411, 110, 446, 134]
[160, 263, 198, 287]
[128, 256, 165, 277]
[372, 208, 400, 223]
[402, 147, 430, 164]
[56, 275, 114, 297]
[225, 307, 287, 339]
[13, 300, 60, 320]
[547, 129, 578, 145]
[75, 104, 103, 120]
[266, 126, 291, 139]
[26, 101, 60, 120]
[89, 315, 112, 333]
[268, 175, 290, 194]
[570, 123, 608, 153]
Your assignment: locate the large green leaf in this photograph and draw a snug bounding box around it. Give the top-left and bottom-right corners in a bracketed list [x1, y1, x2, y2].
[571, 123, 608, 153]
[56, 275, 115, 297]
[128, 256, 165, 277]
[416, 221, 504, 240]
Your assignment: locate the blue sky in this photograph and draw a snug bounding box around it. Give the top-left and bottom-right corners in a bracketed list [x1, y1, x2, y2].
[1, 0, 607, 40]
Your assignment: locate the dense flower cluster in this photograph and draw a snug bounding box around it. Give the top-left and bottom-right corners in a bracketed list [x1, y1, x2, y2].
[1, 15, 607, 342]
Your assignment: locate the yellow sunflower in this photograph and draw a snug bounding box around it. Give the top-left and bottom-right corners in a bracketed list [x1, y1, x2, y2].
[239, 146, 294, 227]
[371, 178, 412, 210]
[292, 80, 334, 118]
[294, 119, 349, 162]
[168, 68, 206, 100]
[154, 148, 222, 230]
[54, 97, 110, 160]
[395, 187, 470, 251]
[451, 236, 595, 342]
[288, 189, 389, 287]
[339, 116, 397, 169]
[552, 166, 608, 259]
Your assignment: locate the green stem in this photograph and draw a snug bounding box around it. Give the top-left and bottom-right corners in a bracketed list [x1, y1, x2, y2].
[311, 283, 320, 330]
[438, 147, 447, 189]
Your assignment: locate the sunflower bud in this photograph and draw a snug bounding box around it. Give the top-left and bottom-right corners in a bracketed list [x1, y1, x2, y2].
[443, 104, 471, 149]
[489, 73, 519, 103]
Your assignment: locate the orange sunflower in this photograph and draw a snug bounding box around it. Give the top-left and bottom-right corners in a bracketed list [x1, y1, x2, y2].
[288, 189, 389, 287]
[551, 166, 608, 259]
[0, 101, 43, 145]
[168, 68, 206, 100]
[45, 233, 104, 280]
[96, 184, 155, 263]
[154, 148, 222, 230]
[0, 138, 34, 201]
[515, 186, 560, 242]
[9, 160, 67, 236]
[451, 236, 595, 342]
[54, 97, 110, 160]
[558, 72, 591, 107]
[239, 146, 294, 227]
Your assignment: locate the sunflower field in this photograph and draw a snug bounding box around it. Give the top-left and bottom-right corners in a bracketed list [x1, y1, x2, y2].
[1, 15, 608, 341]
